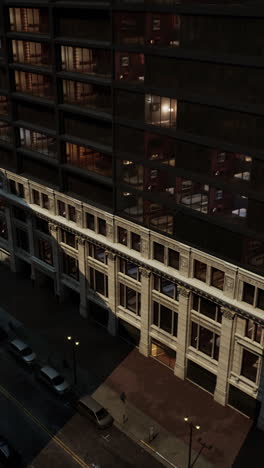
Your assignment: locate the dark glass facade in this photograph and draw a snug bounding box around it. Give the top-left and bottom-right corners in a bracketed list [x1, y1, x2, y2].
[1, 1, 264, 276]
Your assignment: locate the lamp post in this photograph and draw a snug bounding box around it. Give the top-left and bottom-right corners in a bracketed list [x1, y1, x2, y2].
[67, 336, 79, 385]
[184, 417, 200, 468]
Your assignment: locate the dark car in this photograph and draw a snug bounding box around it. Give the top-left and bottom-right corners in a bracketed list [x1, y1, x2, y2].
[0, 437, 21, 467]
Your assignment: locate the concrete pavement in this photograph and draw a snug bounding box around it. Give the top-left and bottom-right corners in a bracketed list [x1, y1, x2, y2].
[0, 263, 255, 467]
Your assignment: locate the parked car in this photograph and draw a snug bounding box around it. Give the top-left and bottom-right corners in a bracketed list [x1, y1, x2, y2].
[36, 366, 71, 395]
[0, 328, 8, 344]
[0, 436, 21, 467]
[76, 395, 114, 429]
[8, 338, 37, 366]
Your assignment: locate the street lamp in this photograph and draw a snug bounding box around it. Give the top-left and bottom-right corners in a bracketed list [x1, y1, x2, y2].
[67, 336, 79, 386]
[184, 417, 200, 468]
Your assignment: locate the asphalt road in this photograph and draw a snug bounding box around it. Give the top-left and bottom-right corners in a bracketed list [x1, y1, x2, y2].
[0, 341, 163, 468]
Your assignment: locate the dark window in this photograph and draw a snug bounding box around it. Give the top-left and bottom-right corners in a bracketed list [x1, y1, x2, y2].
[0, 217, 8, 240]
[152, 301, 178, 336]
[15, 228, 29, 251]
[245, 319, 262, 344]
[257, 289, 264, 311]
[13, 206, 27, 222]
[242, 283, 255, 305]
[62, 253, 79, 280]
[18, 183, 24, 198]
[153, 242, 164, 263]
[38, 239, 53, 265]
[35, 218, 49, 234]
[120, 258, 140, 281]
[168, 249, 179, 269]
[58, 200, 66, 218]
[68, 205, 76, 222]
[86, 213, 95, 230]
[90, 268, 108, 297]
[61, 229, 76, 248]
[153, 274, 178, 300]
[120, 283, 141, 316]
[98, 218, 106, 236]
[41, 193, 49, 209]
[9, 179, 16, 194]
[211, 267, 224, 290]
[241, 349, 259, 382]
[191, 321, 220, 361]
[131, 232, 141, 252]
[32, 189, 40, 205]
[194, 260, 207, 282]
[118, 226, 128, 245]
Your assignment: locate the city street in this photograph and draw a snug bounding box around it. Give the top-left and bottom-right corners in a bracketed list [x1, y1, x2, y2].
[0, 342, 163, 468]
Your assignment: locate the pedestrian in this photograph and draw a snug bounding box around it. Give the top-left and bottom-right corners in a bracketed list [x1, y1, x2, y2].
[120, 391, 126, 403]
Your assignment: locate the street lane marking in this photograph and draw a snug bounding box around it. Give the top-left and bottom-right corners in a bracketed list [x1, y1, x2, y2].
[0, 383, 90, 468]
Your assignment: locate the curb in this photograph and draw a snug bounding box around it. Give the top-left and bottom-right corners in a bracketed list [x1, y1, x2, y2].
[114, 420, 178, 468]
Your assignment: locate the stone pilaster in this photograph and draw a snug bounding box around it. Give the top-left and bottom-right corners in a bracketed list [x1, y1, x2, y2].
[77, 236, 87, 318]
[106, 251, 117, 335]
[174, 286, 190, 379]
[4, 205, 17, 273]
[257, 358, 264, 430]
[27, 214, 35, 281]
[139, 267, 151, 356]
[141, 233, 150, 259]
[48, 222, 61, 297]
[214, 307, 235, 406]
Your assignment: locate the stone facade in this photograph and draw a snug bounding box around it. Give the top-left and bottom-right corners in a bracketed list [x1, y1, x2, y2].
[1, 170, 264, 428]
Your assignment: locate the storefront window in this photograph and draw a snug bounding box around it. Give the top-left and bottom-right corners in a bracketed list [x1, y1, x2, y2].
[153, 242, 164, 263]
[118, 226, 128, 245]
[151, 339, 176, 369]
[61, 229, 76, 249]
[211, 267, 225, 290]
[168, 249, 179, 270]
[242, 282, 255, 305]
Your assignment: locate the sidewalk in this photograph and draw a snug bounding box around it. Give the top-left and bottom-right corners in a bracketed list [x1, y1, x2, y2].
[0, 264, 253, 468]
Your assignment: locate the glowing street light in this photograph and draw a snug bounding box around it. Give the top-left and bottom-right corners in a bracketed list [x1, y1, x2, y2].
[184, 417, 200, 468]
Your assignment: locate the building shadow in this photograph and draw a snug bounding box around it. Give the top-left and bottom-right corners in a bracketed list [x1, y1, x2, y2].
[0, 170, 138, 466]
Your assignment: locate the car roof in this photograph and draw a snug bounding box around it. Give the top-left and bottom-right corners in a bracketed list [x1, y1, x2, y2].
[78, 396, 103, 413]
[40, 366, 60, 379]
[10, 338, 28, 351]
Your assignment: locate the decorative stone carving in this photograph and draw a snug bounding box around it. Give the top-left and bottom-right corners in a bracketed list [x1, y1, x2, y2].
[139, 267, 151, 278]
[225, 276, 234, 291]
[178, 286, 190, 297]
[221, 307, 235, 320]
[106, 251, 116, 261]
[48, 222, 58, 233]
[180, 257, 188, 268]
[77, 236, 86, 247]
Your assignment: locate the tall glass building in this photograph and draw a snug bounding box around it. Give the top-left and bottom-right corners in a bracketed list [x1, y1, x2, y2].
[1, 0, 264, 425]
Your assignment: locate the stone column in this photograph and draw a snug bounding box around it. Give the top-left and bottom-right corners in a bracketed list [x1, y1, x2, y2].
[77, 236, 87, 318]
[27, 214, 35, 281]
[257, 355, 264, 430]
[48, 222, 61, 298]
[214, 307, 235, 406]
[139, 267, 151, 357]
[106, 251, 117, 335]
[4, 205, 17, 273]
[174, 286, 190, 379]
